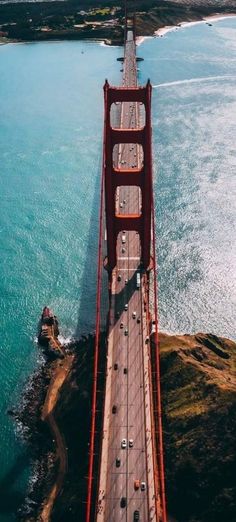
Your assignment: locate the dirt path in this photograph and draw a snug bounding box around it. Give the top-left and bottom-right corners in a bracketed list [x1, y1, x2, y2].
[40, 354, 74, 522]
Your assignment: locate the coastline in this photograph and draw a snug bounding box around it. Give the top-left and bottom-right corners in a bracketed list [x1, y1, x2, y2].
[154, 13, 236, 38]
[1, 11, 236, 48]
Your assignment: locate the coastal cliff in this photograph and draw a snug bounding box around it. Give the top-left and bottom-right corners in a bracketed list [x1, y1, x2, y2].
[16, 331, 236, 521]
[160, 332, 236, 522]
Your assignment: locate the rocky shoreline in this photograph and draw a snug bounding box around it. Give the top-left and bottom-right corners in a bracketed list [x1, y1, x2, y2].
[11, 330, 236, 521]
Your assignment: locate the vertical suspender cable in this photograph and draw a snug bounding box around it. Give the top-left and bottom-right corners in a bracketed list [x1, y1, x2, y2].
[85, 88, 107, 522]
[150, 85, 167, 521]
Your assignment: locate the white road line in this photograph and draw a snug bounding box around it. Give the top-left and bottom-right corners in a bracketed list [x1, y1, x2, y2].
[117, 256, 140, 260]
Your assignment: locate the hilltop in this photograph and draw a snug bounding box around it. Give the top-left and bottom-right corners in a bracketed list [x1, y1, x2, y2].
[160, 332, 236, 522]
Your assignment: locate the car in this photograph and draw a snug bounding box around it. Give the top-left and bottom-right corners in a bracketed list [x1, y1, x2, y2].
[134, 510, 140, 521]
[120, 202, 123, 208]
[136, 272, 141, 289]
[137, 317, 141, 324]
[120, 497, 127, 508]
[125, 278, 128, 284]
[151, 320, 156, 334]
[124, 303, 128, 311]
[117, 274, 122, 282]
[123, 199, 126, 204]
[112, 405, 117, 414]
[124, 328, 128, 336]
[129, 439, 134, 448]
[134, 479, 140, 490]
[116, 457, 121, 467]
[122, 234, 126, 244]
[124, 368, 127, 375]
[115, 311, 120, 318]
[141, 481, 146, 491]
[132, 311, 136, 319]
[122, 247, 125, 253]
[114, 363, 118, 370]
[120, 322, 124, 329]
[121, 438, 127, 449]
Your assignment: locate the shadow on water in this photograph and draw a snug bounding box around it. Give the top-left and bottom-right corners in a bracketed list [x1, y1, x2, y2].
[0, 451, 29, 514]
[75, 152, 104, 337]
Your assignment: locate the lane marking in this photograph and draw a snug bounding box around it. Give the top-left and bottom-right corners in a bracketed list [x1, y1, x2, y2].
[117, 256, 140, 260]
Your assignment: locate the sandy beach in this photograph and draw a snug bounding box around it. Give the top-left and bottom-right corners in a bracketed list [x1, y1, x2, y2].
[154, 13, 236, 38]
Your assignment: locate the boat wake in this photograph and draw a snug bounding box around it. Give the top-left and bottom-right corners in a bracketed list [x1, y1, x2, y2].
[153, 75, 236, 89]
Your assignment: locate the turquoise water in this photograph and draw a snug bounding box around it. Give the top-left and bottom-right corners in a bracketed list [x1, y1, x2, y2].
[0, 16, 236, 520]
[0, 40, 121, 520]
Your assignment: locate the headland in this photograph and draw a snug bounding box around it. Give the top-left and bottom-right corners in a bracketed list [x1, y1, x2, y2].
[0, 1, 236, 45]
[12, 330, 236, 522]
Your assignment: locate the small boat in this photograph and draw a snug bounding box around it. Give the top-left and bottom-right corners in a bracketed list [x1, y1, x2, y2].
[38, 307, 64, 358]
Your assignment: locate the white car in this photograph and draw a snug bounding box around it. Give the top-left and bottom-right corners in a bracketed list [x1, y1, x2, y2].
[125, 278, 128, 285]
[141, 481, 146, 491]
[124, 304, 128, 311]
[132, 311, 136, 319]
[129, 439, 134, 448]
[124, 328, 128, 336]
[121, 438, 127, 449]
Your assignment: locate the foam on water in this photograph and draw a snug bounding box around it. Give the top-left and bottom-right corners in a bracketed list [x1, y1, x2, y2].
[153, 74, 236, 88]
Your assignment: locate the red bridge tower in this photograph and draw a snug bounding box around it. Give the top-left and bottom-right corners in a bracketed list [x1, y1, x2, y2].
[103, 79, 153, 270]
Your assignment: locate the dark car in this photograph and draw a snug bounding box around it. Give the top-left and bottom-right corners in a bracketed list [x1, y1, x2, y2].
[112, 405, 117, 414]
[120, 497, 127, 508]
[116, 457, 121, 468]
[134, 510, 140, 521]
[114, 363, 118, 370]
[124, 368, 127, 374]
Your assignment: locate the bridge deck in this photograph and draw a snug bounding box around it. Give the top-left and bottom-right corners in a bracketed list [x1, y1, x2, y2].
[96, 32, 159, 522]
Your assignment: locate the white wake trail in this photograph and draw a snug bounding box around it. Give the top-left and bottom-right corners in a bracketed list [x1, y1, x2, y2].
[153, 75, 236, 89]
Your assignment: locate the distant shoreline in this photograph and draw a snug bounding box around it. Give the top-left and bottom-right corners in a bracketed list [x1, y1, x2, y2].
[154, 13, 236, 38]
[1, 13, 236, 48]
[1, 3, 236, 47]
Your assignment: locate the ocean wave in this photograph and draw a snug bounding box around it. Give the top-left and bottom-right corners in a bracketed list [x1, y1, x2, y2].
[58, 334, 74, 346]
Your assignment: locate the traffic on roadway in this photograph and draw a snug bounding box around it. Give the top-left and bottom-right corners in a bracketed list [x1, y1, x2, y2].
[96, 31, 159, 522]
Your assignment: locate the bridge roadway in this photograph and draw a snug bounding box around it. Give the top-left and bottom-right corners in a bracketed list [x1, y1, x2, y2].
[96, 31, 158, 522]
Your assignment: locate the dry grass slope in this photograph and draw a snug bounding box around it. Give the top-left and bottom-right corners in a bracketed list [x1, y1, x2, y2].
[160, 332, 236, 522]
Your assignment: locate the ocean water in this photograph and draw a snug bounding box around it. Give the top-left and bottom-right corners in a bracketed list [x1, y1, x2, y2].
[0, 16, 236, 520]
[138, 17, 236, 339]
[0, 40, 121, 521]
